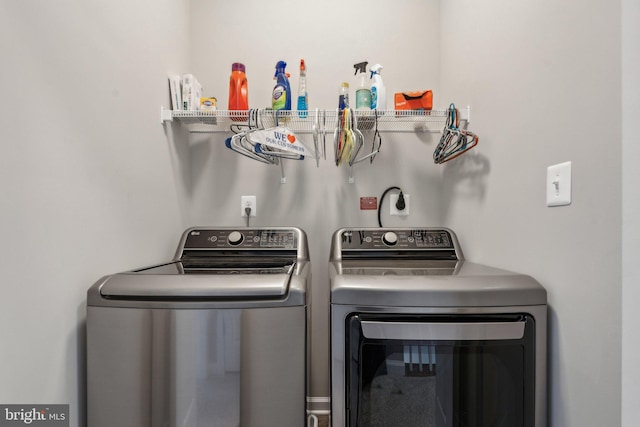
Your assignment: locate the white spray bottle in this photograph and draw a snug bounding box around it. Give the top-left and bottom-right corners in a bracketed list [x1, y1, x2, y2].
[370, 64, 386, 110]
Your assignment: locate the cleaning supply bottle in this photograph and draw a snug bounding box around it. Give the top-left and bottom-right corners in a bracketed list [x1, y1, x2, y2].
[297, 59, 308, 118]
[370, 64, 386, 110]
[338, 82, 349, 111]
[182, 74, 194, 110]
[354, 61, 371, 110]
[228, 63, 249, 111]
[272, 60, 291, 111]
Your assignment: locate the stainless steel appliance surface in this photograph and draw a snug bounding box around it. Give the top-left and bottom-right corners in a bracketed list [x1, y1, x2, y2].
[87, 227, 310, 427]
[330, 228, 547, 427]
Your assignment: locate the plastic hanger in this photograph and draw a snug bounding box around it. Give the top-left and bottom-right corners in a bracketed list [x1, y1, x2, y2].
[225, 109, 280, 164]
[246, 110, 316, 161]
[433, 103, 478, 164]
[333, 107, 381, 166]
[226, 131, 279, 164]
[336, 108, 355, 165]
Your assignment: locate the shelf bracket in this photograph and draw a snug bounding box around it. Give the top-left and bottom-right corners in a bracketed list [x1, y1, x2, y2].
[280, 162, 287, 184]
[459, 105, 471, 124]
[160, 106, 173, 124]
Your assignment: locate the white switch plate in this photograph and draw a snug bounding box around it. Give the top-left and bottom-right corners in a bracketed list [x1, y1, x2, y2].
[390, 194, 410, 216]
[241, 195, 256, 216]
[547, 162, 572, 207]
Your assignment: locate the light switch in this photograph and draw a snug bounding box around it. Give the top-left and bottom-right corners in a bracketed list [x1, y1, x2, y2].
[546, 162, 571, 207]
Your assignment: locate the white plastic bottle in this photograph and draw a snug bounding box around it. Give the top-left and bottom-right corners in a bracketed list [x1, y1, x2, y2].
[182, 74, 202, 111]
[370, 64, 386, 110]
[182, 74, 194, 110]
[338, 82, 349, 110]
[297, 59, 308, 118]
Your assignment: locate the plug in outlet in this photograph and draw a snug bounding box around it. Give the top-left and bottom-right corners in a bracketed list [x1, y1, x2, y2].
[390, 194, 410, 216]
[241, 196, 256, 217]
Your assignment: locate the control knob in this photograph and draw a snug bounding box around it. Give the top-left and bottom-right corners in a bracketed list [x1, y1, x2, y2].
[382, 231, 398, 246]
[227, 231, 244, 246]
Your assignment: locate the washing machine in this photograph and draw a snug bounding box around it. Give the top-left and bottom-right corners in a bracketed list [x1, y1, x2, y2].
[329, 227, 547, 427]
[87, 227, 310, 427]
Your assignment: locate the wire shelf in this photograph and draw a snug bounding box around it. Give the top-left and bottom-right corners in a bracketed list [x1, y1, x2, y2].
[163, 107, 467, 134]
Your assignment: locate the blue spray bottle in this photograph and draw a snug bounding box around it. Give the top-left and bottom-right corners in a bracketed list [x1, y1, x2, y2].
[272, 60, 291, 111]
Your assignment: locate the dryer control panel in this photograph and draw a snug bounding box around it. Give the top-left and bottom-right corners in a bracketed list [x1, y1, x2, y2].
[333, 228, 463, 261]
[340, 229, 454, 249]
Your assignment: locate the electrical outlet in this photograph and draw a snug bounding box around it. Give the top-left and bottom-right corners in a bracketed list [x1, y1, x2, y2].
[241, 195, 256, 217]
[390, 194, 410, 216]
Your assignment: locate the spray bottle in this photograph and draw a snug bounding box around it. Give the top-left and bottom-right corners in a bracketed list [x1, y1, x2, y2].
[338, 82, 349, 111]
[297, 59, 308, 118]
[272, 60, 291, 111]
[354, 61, 371, 110]
[370, 64, 386, 110]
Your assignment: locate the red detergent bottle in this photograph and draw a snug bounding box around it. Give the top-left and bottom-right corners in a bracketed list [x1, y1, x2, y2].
[228, 62, 248, 120]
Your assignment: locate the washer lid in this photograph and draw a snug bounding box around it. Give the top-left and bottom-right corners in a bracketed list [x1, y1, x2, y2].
[99, 266, 293, 300]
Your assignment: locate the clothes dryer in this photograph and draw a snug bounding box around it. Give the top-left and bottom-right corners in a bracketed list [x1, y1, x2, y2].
[329, 227, 546, 427]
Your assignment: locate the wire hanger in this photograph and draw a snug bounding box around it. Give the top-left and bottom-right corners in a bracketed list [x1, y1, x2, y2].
[312, 108, 321, 167]
[369, 109, 382, 164]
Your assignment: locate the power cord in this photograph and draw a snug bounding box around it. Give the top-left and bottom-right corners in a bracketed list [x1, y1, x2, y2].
[378, 186, 405, 227]
[245, 207, 252, 227]
[396, 191, 406, 210]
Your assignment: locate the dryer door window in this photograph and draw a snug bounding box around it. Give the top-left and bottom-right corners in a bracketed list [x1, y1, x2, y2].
[345, 314, 536, 427]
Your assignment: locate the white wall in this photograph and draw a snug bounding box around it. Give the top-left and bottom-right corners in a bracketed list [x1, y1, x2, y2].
[1, 1, 633, 426]
[440, 1, 622, 426]
[184, 2, 628, 424]
[186, 0, 444, 402]
[0, 0, 189, 425]
[621, 0, 640, 424]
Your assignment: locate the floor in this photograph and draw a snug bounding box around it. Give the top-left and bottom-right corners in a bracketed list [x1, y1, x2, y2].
[317, 414, 330, 427]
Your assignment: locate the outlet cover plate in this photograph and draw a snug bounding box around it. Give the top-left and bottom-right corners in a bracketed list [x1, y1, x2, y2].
[241, 195, 256, 216]
[390, 194, 410, 216]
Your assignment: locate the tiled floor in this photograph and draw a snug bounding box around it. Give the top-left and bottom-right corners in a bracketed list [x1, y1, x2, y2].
[317, 414, 330, 427]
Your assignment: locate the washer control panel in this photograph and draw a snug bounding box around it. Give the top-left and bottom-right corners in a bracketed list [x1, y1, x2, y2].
[339, 229, 455, 250]
[182, 228, 298, 250]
